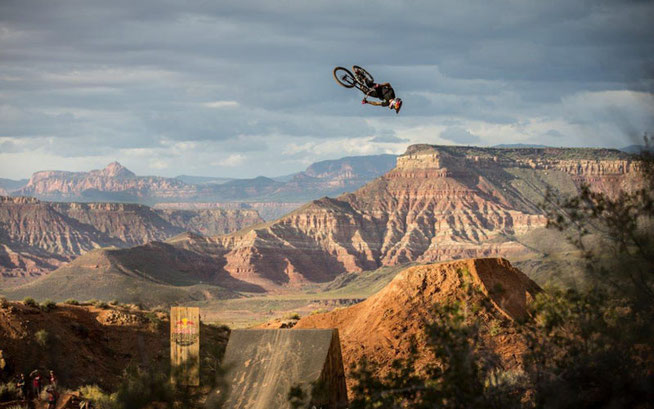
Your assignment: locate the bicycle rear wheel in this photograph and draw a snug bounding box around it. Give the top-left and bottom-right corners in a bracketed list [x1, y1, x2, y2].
[333, 67, 356, 88]
[352, 65, 374, 84]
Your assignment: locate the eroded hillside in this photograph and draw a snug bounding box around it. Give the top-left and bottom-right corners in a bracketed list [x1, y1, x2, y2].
[8, 145, 641, 301]
[0, 196, 262, 285]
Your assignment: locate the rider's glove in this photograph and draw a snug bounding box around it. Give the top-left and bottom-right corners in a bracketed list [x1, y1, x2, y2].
[374, 83, 380, 88]
[361, 99, 367, 104]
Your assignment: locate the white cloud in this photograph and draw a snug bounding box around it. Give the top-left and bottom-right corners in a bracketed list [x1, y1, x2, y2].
[203, 100, 240, 109]
[215, 153, 246, 167]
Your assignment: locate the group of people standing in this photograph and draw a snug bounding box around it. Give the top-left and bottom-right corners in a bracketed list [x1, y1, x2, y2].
[15, 369, 58, 408]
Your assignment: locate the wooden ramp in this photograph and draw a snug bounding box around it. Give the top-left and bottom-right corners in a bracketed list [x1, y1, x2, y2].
[212, 329, 348, 409]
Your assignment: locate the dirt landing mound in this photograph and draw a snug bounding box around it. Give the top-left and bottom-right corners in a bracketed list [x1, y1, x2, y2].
[294, 258, 541, 392]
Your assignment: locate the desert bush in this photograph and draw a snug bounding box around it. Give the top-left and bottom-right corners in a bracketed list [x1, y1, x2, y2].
[112, 364, 176, 409]
[34, 329, 49, 347]
[22, 297, 37, 307]
[0, 382, 21, 402]
[40, 299, 57, 312]
[95, 301, 109, 309]
[109, 299, 120, 306]
[84, 299, 98, 306]
[0, 297, 8, 308]
[285, 312, 301, 320]
[64, 298, 79, 305]
[78, 385, 115, 409]
[309, 309, 327, 315]
[144, 312, 163, 330]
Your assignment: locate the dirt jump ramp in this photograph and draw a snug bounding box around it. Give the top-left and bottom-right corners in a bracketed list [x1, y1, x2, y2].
[212, 329, 348, 409]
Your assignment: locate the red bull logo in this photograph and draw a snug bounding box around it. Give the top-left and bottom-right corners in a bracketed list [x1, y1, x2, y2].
[172, 317, 199, 347]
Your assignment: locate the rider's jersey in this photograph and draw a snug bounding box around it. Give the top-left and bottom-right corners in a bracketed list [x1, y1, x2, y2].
[370, 84, 395, 103]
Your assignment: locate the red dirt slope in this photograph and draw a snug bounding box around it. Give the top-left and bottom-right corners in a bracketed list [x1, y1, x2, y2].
[0, 301, 228, 390]
[294, 258, 541, 392]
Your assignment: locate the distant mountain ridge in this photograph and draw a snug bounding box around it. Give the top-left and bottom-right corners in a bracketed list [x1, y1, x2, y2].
[9, 144, 641, 304]
[13, 155, 398, 208]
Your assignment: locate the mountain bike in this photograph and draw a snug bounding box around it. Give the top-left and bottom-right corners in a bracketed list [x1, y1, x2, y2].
[333, 66, 375, 96]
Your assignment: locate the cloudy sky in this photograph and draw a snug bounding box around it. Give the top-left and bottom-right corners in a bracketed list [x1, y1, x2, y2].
[1, 0, 653, 179]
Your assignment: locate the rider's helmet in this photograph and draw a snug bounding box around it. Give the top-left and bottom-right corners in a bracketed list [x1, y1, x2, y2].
[390, 98, 402, 114]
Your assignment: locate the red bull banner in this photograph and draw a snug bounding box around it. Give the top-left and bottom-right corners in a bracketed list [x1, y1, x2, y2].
[170, 307, 200, 385]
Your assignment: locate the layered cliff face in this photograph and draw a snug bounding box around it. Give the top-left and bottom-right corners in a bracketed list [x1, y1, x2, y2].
[154, 202, 305, 222]
[16, 145, 640, 298]
[18, 162, 197, 201]
[0, 197, 263, 285]
[207, 145, 639, 288]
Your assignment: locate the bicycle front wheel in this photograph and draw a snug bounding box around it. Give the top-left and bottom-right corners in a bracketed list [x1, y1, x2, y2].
[333, 67, 356, 88]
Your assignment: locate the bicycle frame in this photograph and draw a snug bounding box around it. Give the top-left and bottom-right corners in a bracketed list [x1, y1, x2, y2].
[352, 74, 373, 95]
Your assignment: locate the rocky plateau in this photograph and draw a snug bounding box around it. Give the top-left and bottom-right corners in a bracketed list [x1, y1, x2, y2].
[5, 144, 640, 303]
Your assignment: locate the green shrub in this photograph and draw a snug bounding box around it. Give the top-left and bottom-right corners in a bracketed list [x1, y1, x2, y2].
[22, 297, 37, 307]
[78, 385, 114, 408]
[85, 299, 98, 306]
[310, 309, 327, 316]
[95, 301, 109, 309]
[144, 312, 163, 330]
[488, 320, 501, 337]
[0, 297, 8, 308]
[64, 299, 79, 305]
[34, 329, 49, 347]
[285, 312, 301, 320]
[109, 299, 120, 306]
[0, 382, 21, 402]
[40, 299, 57, 312]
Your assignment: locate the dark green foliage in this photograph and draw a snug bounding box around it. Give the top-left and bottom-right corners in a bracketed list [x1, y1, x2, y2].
[287, 385, 306, 409]
[111, 364, 176, 409]
[34, 329, 49, 347]
[64, 298, 79, 305]
[22, 297, 37, 307]
[285, 380, 330, 409]
[143, 312, 162, 330]
[0, 382, 21, 402]
[40, 299, 56, 312]
[523, 288, 654, 409]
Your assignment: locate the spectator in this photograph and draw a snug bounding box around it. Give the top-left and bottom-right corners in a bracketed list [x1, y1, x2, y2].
[31, 371, 42, 399]
[16, 373, 28, 400]
[48, 370, 57, 390]
[45, 386, 58, 409]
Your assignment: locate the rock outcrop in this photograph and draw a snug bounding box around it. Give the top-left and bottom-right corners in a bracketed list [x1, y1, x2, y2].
[294, 258, 541, 393]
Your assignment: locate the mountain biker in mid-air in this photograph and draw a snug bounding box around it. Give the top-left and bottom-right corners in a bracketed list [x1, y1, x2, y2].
[355, 67, 402, 113]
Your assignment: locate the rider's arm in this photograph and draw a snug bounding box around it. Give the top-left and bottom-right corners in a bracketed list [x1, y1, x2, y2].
[366, 100, 383, 106]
